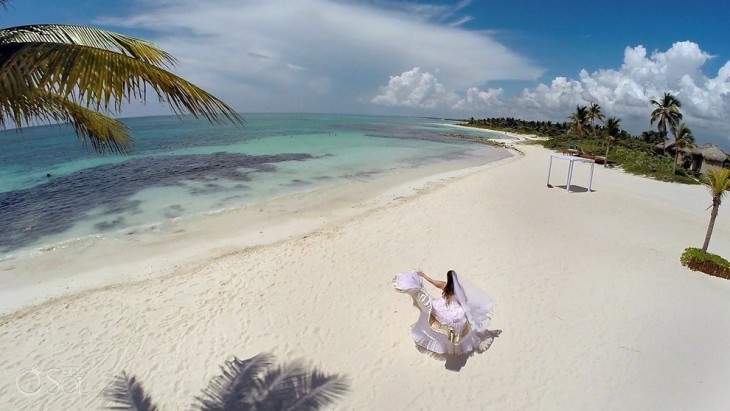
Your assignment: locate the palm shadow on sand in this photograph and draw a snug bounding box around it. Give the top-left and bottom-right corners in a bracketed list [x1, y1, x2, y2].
[102, 353, 350, 410]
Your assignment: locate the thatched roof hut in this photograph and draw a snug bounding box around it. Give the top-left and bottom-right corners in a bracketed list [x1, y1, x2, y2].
[698, 144, 728, 162]
[661, 142, 728, 174]
[696, 144, 729, 174]
[658, 141, 700, 155]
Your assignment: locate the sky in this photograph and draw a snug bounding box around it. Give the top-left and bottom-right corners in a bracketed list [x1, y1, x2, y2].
[2, 0, 730, 149]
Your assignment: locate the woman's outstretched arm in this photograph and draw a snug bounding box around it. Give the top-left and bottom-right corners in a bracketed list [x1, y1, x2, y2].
[417, 270, 446, 290]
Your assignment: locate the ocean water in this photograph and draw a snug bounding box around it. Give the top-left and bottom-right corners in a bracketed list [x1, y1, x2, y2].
[0, 113, 510, 260]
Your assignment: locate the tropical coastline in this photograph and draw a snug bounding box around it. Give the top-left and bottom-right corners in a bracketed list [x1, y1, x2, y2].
[1, 137, 729, 410]
[2, 0, 730, 409]
[0, 114, 513, 314]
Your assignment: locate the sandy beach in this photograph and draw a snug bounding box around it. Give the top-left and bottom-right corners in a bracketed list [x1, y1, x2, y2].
[1, 139, 729, 410]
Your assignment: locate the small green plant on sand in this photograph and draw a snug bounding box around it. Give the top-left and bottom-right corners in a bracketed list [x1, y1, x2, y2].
[681, 247, 730, 280]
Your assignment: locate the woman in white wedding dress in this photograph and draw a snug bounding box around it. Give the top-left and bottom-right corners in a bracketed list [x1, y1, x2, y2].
[393, 269, 495, 356]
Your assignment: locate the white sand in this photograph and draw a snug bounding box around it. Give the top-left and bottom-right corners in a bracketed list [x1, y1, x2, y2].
[1, 142, 729, 410]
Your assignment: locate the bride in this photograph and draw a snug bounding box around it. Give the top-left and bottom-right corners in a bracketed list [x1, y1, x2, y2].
[393, 269, 495, 356]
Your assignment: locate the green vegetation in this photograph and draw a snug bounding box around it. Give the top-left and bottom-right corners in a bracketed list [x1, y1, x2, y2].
[681, 247, 730, 280]
[701, 168, 730, 252]
[539, 134, 700, 184]
[462, 116, 701, 184]
[462, 95, 730, 279]
[464, 117, 570, 137]
[460, 93, 729, 184]
[650, 92, 683, 156]
[681, 247, 730, 268]
[670, 123, 695, 175]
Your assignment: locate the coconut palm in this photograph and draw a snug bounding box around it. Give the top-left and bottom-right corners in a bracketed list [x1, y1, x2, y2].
[603, 117, 620, 167]
[641, 130, 663, 144]
[700, 168, 730, 253]
[650, 92, 682, 155]
[587, 102, 605, 136]
[0, 6, 241, 153]
[670, 122, 694, 175]
[569, 105, 589, 138]
[104, 353, 350, 411]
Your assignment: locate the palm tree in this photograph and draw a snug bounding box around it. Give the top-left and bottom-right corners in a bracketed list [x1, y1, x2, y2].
[587, 102, 605, 137]
[650, 92, 682, 155]
[569, 105, 589, 138]
[0, 8, 241, 153]
[104, 353, 350, 410]
[701, 168, 730, 253]
[641, 130, 663, 144]
[603, 117, 620, 167]
[670, 122, 694, 175]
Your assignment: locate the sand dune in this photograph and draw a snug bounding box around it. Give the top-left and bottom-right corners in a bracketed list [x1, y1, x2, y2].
[1, 143, 729, 410]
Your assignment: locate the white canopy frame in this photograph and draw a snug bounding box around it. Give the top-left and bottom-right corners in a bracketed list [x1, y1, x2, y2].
[546, 154, 595, 193]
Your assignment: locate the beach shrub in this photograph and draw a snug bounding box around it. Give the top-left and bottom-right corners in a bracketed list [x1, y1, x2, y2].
[536, 135, 700, 184]
[458, 120, 703, 184]
[681, 247, 730, 280]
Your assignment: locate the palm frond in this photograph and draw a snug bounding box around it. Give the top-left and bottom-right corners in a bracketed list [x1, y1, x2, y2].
[0, 84, 131, 153]
[0, 42, 242, 125]
[51, 95, 132, 153]
[0, 24, 175, 66]
[0, 23, 243, 154]
[705, 169, 730, 199]
[195, 353, 275, 411]
[103, 371, 159, 411]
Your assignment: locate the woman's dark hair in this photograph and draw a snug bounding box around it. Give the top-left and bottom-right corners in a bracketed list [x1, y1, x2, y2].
[443, 270, 456, 298]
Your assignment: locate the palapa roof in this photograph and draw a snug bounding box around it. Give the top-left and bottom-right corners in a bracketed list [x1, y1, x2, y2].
[660, 141, 698, 155]
[697, 144, 728, 162]
[680, 145, 701, 155]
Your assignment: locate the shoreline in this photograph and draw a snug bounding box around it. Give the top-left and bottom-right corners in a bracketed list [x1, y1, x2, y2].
[2, 141, 729, 410]
[0, 145, 517, 317]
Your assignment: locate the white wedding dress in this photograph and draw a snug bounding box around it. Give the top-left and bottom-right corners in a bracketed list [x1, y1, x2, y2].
[393, 269, 495, 355]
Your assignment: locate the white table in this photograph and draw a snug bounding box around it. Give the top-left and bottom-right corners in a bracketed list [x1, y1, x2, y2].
[546, 154, 595, 192]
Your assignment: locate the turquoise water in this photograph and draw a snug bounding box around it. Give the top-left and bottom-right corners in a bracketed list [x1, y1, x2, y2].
[0, 113, 510, 258]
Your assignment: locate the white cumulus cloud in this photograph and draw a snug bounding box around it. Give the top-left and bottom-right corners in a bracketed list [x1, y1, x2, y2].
[97, 0, 542, 114]
[372, 68, 459, 108]
[372, 41, 730, 148]
[514, 41, 730, 146]
[97, 2, 728, 147]
[372, 68, 504, 111]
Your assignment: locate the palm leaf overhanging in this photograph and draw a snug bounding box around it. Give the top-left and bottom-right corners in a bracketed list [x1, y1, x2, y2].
[0, 23, 243, 153]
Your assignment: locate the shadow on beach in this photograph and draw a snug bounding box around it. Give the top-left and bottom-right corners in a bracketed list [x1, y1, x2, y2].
[549, 184, 595, 193]
[417, 329, 503, 372]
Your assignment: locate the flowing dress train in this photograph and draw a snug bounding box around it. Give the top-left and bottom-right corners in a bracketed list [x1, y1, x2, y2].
[393, 269, 495, 355]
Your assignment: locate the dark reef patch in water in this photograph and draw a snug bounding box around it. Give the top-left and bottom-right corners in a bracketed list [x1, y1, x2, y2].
[0, 152, 313, 252]
[163, 204, 185, 219]
[281, 179, 311, 187]
[100, 199, 143, 216]
[94, 216, 127, 231]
